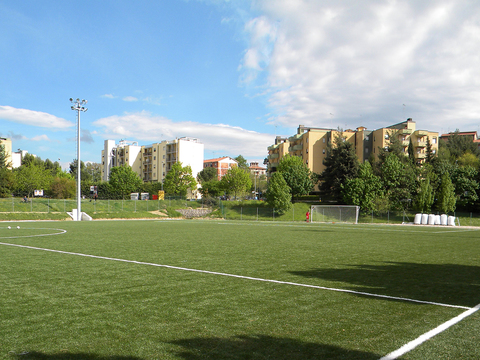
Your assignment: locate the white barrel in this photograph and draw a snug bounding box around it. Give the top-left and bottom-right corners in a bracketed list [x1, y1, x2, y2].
[447, 216, 456, 226]
[421, 213, 429, 225]
[440, 214, 448, 225]
[434, 215, 441, 225]
[428, 214, 436, 225]
[414, 213, 422, 225]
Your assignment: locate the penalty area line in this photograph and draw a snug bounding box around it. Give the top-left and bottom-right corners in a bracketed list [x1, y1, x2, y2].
[0, 241, 472, 311]
[380, 303, 480, 360]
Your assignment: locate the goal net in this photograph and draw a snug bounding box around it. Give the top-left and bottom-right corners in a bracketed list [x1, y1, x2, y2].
[310, 205, 360, 224]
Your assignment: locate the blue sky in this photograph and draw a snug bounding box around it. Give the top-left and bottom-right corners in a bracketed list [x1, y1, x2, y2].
[2, 1, 480, 169]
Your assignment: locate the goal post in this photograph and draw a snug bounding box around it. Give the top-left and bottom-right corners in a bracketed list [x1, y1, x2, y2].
[310, 205, 360, 224]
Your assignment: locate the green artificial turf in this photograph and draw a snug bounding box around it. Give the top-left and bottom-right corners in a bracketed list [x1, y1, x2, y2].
[0, 221, 479, 359]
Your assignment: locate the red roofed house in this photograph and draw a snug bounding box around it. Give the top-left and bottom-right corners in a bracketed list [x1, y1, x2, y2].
[203, 157, 238, 180]
[440, 131, 480, 150]
[249, 162, 267, 176]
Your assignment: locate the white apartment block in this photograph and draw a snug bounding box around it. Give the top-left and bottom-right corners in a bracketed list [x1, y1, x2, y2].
[101, 137, 204, 183]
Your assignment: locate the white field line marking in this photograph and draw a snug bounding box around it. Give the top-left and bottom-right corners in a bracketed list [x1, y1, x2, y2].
[0, 241, 471, 311]
[0, 228, 67, 240]
[380, 303, 480, 360]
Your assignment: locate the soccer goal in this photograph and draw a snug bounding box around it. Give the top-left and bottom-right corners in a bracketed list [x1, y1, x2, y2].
[310, 205, 360, 224]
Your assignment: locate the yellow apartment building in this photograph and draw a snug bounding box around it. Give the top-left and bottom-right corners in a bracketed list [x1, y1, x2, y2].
[266, 119, 438, 178]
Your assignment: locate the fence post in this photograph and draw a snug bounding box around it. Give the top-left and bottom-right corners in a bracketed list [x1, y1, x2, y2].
[257, 207, 258, 221]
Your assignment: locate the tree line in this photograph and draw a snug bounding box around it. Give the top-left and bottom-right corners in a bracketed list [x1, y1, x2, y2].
[265, 129, 480, 214]
[0, 149, 267, 201]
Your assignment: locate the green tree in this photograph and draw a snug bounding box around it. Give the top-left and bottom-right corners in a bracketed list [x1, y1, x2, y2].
[436, 173, 456, 213]
[199, 180, 223, 198]
[0, 168, 14, 197]
[50, 177, 76, 199]
[266, 172, 292, 214]
[379, 153, 418, 210]
[414, 176, 435, 213]
[457, 152, 480, 168]
[342, 162, 384, 213]
[163, 162, 197, 197]
[197, 167, 218, 183]
[0, 144, 11, 168]
[108, 165, 143, 199]
[320, 135, 359, 202]
[407, 138, 416, 165]
[14, 164, 52, 197]
[22, 153, 44, 168]
[425, 137, 435, 164]
[220, 166, 252, 199]
[234, 155, 249, 170]
[69, 159, 92, 183]
[85, 162, 102, 182]
[278, 154, 315, 200]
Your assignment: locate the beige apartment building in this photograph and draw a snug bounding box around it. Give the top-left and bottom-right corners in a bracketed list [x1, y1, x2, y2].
[267, 119, 438, 177]
[101, 137, 204, 184]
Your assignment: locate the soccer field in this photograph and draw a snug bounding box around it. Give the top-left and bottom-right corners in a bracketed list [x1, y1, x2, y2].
[1, 220, 479, 359]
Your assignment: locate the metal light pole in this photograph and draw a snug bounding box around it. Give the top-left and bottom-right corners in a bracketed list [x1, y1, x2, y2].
[70, 98, 88, 221]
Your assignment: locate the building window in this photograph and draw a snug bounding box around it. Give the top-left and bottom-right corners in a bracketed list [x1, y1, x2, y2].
[323, 149, 325, 154]
[154, 156, 156, 160]
[154, 148, 156, 152]
[163, 155, 165, 159]
[323, 138, 326, 143]
[432, 137, 437, 144]
[366, 148, 369, 153]
[365, 136, 369, 140]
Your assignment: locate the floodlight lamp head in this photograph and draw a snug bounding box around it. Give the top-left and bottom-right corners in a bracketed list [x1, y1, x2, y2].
[71, 106, 75, 110]
[69, 98, 73, 102]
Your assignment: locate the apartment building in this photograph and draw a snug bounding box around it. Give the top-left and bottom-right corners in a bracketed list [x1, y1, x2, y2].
[266, 119, 439, 177]
[101, 137, 204, 183]
[0, 137, 24, 168]
[203, 156, 238, 180]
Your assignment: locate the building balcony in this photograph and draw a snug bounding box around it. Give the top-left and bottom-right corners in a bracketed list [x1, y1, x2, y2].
[416, 141, 427, 147]
[398, 129, 413, 135]
[288, 134, 302, 142]
[402, 140, 409, 147]
[268, 144, 278, 151]
[414, 130, 429, 136]
[269, 161, 279, 168]
[268, 153, 279, 159]
[416, 153, 426, 158]
[292, 144, 303, 151]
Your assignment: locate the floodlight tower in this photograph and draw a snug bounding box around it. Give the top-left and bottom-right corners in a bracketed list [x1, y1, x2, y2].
[70, 98, 88, 221]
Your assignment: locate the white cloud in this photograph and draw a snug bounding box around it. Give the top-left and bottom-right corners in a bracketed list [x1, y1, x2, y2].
[0, 105, 73, 128]
[101, 94, 116, 99]
[239, 1, 480, 132]
[31, 134, 51, 141]
[123, 96, 138, 102]
[93, 111, 272, 158]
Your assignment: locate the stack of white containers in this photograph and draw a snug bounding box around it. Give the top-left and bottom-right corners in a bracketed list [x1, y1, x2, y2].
[413, 213, 456, 226]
